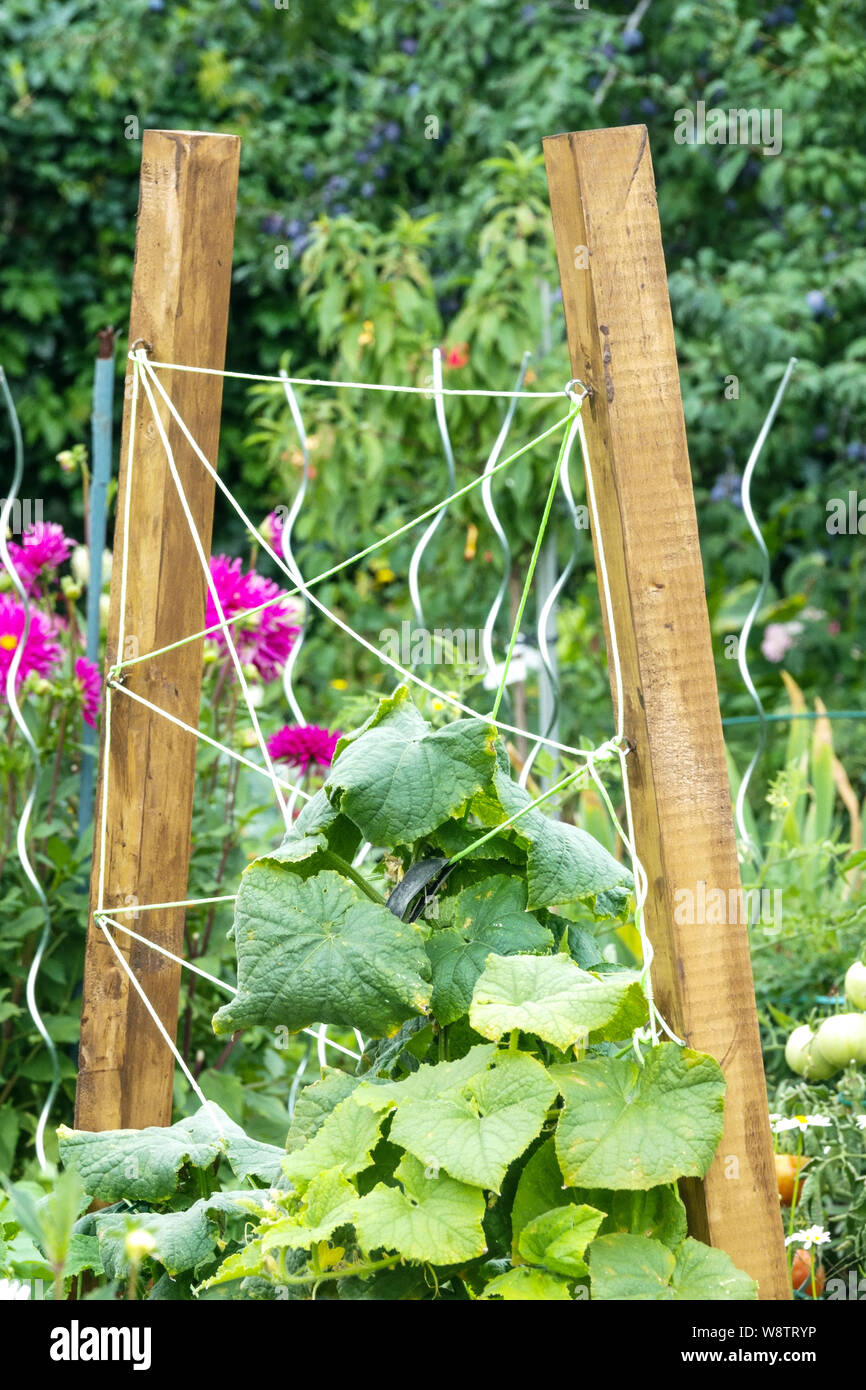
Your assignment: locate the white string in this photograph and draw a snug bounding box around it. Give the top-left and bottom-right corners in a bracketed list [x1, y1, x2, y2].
[112, 383, 575, 677]
[92, 357, 685, 1113]
[99, 916, 364, 1062]
[140, 356, 564, 397]
[135, 356, 607, 762]
[97, 918, 210, 1108]
[108, 678, 309, 797]
[98, 915, 237, 993]
[135, 362, 292, 827]
[106, 895, 237, 914]
[572, 391, 682, 1049]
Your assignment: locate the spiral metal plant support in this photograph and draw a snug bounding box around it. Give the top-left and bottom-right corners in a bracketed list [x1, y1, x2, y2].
[0, 367, 61, 1171]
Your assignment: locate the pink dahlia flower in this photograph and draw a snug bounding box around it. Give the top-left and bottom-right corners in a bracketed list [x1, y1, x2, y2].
[75, 656, 101, 728]
[260, 509, 288, 556]
[206, 555, 300, 683]
[0, 593, 63, 691]
[267, 724, 342, 772]
[761, 621, 803, 664]
[7, 523, 75, 595]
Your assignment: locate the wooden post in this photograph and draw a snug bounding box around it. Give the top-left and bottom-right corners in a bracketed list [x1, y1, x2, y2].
[75, 130, 240, 1131]
[544, 127, 789, 1300]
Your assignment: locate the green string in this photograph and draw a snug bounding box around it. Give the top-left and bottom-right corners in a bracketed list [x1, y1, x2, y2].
[114, 405, 576, 675]
[723, 711, 866, 727]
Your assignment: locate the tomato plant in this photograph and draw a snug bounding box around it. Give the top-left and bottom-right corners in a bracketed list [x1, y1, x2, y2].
[775, 1153, 810, 1207]
[55, 688, 757, 1301]
[791, 1247, 825, 1298]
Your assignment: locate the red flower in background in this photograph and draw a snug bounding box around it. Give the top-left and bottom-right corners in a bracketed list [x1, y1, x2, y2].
[443, 343, 469, 369]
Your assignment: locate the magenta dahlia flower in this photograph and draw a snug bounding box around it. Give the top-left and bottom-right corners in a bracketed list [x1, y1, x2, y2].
[0, 593, 63, 691]
[7, 523, 75, 596]
[267, 724, 342, 772]
[206, 555, 300, 683]
[260, 509, 286, 556]
[75, 656, 101, 728]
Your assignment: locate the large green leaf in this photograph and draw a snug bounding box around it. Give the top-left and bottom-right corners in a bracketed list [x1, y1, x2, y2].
[575, 1185, 688, 1250]
[426, 876, 552, 1024]
[518, 1204, 605, 1279]
[264, 786, 361, 870]
[469, 953, 644, 1050]
[510, 1139, 575, 1256]
[262, 1169, 358, 1251]
[354, 1154, 486, 1264]
[553, 1046, 726, 1189]
[482, 1266, 572, 1300]
[57, 1103, 281, 1202]
[285, 1070, 362, 1154]
[588, 1234, 757, 1300]
[282, 1094, 384, 1189]
[489, 768, 630, 910]
[212, 868, 431, 1039]
[94, 1192, 265, 1279]
[356, 1043, 557, 1192]
[508, 1138, 687, 1259]
[325, 686, 498, 845]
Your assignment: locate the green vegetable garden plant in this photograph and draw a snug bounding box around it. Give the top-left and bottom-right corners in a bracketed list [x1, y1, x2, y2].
[54, 686, 757, 1300]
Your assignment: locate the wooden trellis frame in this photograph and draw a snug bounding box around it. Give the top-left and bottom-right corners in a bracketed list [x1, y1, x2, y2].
[75, 126, 789, 1300]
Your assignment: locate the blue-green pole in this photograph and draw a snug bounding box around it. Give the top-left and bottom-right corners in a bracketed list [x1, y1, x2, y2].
[79, 328, 115, 835]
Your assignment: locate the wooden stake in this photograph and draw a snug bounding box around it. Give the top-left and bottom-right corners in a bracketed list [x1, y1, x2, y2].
[544, 126, 789, 1300]
[75, 130, 240, 1132]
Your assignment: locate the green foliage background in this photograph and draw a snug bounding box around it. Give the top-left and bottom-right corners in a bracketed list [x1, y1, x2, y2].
[2, 0, 865, 759]
[2, 0, 866, 1218]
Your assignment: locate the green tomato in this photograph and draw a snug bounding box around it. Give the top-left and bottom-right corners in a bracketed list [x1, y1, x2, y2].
[813, 1013, 866, 1069]
[844, 961, 866, 1011]
[785, 1024, 837, 1080]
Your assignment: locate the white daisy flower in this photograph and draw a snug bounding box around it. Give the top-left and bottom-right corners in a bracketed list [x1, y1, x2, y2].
[772, 1114, 831, 1134]
[0, 1278, 32, 1301]
[785, 1225, 831, 1249]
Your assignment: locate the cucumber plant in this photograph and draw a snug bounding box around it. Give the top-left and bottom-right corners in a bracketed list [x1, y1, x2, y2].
[57, 687, 757, 1300]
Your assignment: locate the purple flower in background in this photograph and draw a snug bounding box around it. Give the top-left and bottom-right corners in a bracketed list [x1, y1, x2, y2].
[260, 509, 286, 555]
[361, 181, 375, 198]
[623, 29, 644, 50]
[400, 37, 418, 55]
[206, 555, 300, 683]
[761, 621, 803, 663]
[805, 289, 831, 318]
[267, 723, 342, 772]
[75, 656, 101, 728]
[0, 593, 63, 691]
[382, 121, 401, 142]
[7, 522, 75, 596]
[709, 471, 743, 507]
